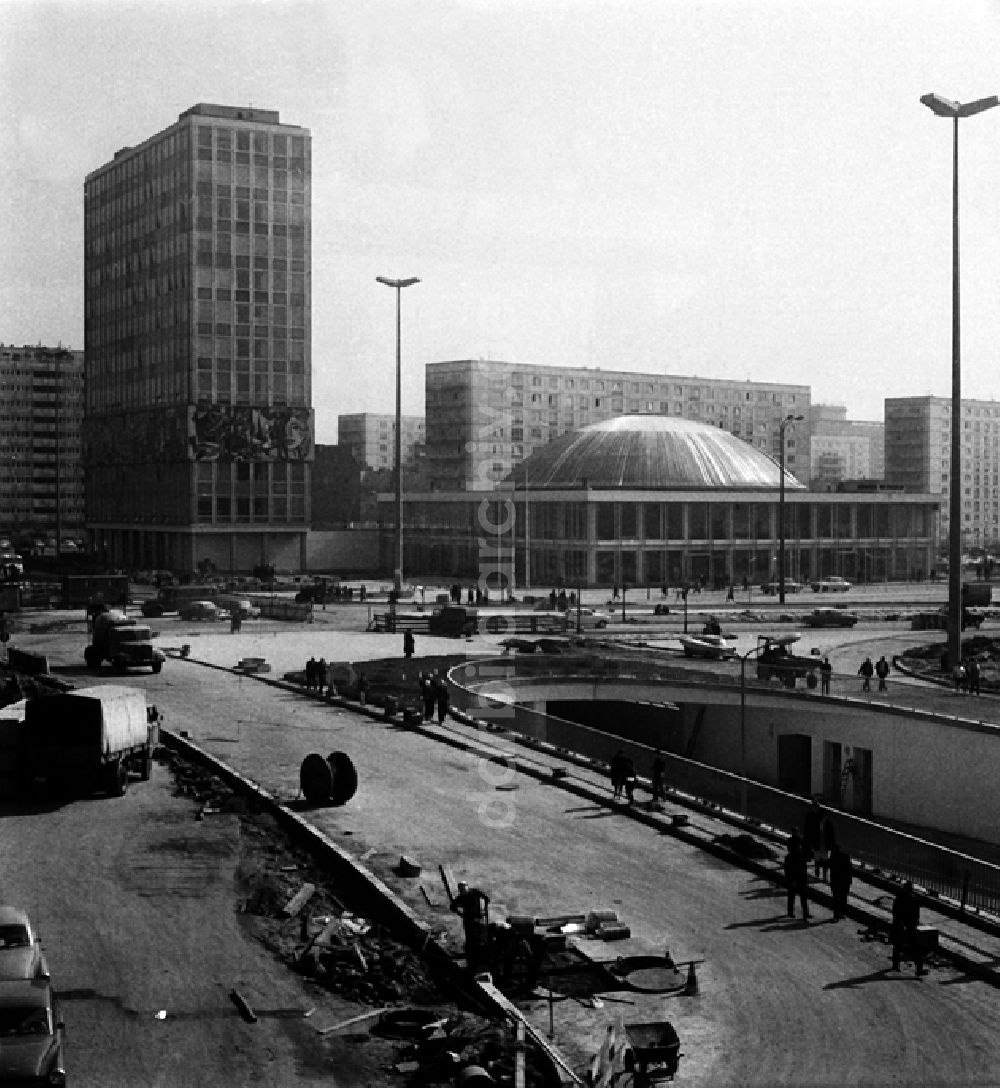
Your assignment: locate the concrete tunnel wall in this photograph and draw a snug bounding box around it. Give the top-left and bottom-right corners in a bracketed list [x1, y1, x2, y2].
[451, 666, 1000, 846]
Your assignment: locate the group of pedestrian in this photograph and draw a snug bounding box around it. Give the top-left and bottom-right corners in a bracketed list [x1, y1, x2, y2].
[858, 655, 891, 692]
[951, 657, 981, 694]
[609, 748, 637, 804]
[449, 584, 491, 606]
[304, 655, 333, 695]
[419, 671, 451, 723]
[785, 799, 854, 923]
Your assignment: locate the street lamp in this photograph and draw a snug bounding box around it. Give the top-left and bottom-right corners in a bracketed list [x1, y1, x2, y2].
[921, 92, 998, 670]
[777, 413, 803, 604]
[375, 276, 420, 601]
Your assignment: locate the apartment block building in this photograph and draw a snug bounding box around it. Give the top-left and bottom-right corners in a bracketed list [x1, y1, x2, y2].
[809, 404, 884, 485]
[83, 104, 313, 574]
[425, 360, 811, 492]
[0, 344, 85, 544]
[338, 412, 425, 471]
[886, 395, 1000, 551]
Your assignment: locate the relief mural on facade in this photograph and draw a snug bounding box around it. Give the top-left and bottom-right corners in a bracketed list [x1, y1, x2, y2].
[189, 405, 313, 462]
[82, 406, 314, 464]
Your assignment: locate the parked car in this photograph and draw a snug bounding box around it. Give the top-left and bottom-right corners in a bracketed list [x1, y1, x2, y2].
[810, 576, 852, 593]
[806, 607, 858, 628]
[565, 607, 609, 629]
[140, 599, 166, 618]
[759, 580, 803, 595]
[0, 978, 66, 1084]
[0, 907, 49, 980]
[177, 600, 229, 621]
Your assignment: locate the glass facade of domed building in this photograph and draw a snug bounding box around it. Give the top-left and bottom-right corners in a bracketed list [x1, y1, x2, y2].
[383, 417, 939, 590]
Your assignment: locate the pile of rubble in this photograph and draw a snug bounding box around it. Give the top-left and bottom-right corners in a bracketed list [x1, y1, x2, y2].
[161, 750, 565, 1084]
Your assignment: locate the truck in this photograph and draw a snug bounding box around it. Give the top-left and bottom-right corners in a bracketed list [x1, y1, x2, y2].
[755, 634, 821, 688]
[20, 685, 158, 796]
[85, 610, 166, 673]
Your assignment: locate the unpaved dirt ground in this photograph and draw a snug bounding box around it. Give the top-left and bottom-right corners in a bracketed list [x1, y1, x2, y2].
[163, 749, 562, 1087]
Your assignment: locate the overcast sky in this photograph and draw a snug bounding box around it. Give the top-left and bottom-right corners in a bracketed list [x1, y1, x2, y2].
[4, 0, 1000, 444]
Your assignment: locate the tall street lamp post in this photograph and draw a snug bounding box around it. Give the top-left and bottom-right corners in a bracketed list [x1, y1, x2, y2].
[920, 93, 998, 670]
[778, 413, 803, 605]
[375, 276, 420, 602]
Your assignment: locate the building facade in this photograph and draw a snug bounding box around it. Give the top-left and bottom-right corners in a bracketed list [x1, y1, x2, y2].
[82, 103, 313, 574]
[0, 344, 85, 546]
[337, 412, 425, 471]
[809, 404, 884, 485]
[387, 417, 937, 589]
[425, 360, 812, 492]
[886, 395, 1000, 552]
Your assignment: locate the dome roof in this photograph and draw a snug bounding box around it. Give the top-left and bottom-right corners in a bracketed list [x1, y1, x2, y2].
[513, 415, 804, 491]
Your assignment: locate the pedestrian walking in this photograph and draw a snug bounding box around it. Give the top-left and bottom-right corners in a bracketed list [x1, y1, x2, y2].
[820, 656, 832, 695]
[356, 670, 369, 705]
[305, 656, 317, 690]
[890, 881, 926, 976]
[828, 842, 853, 921]
[875, 655, 890, 692]
[316, 657, 328, 696]
[858, 656, 874, 692]
[651, 750, 667, 803]
[952, 662, 967, 692]
[403, 629, 415, 659]
[784, 833, 810, 921]
[419, 672, 435, 720]
[434, 672, 449, 723]
[609, 748, 628, 800]
[803, 799, 824, 879]
[967, 658, 981, 695]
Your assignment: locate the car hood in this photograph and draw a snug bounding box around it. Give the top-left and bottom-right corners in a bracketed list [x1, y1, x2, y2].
[0, 947, 40, 978]
[0, 1033, 60, 1078]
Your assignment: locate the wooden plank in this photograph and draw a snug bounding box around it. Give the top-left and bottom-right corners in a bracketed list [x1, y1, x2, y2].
[316, 1008, 384, 1036]
[282, 882, 316, 918]
[439, 864, 457, 903]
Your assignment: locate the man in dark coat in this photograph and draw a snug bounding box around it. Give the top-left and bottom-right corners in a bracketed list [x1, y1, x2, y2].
[784, 833, 810, 921]
[803, 799, 824, 879]
[419, 672, 435, 721]
[891, 881, 925, 975]
[875, 655, 890, 692]
[651, 750, 667, 803]
[828, 843, 853, 920]
[451, 881, 491, 974]
[434, 673, 450, 723]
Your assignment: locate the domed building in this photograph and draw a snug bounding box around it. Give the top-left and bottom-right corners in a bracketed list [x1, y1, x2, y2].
[393, 415, 938, 592]
[515, 415, 803, 492]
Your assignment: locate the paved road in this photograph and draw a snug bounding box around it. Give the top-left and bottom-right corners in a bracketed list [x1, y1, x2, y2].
[0, 758, 337, 1087]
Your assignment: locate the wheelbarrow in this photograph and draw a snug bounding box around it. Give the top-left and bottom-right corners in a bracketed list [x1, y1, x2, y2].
[623, 1021, 681, 1082]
